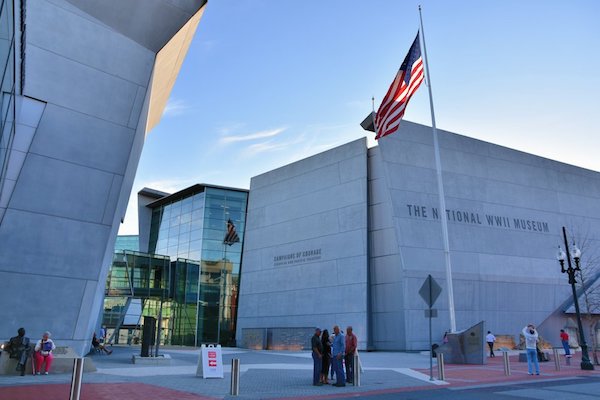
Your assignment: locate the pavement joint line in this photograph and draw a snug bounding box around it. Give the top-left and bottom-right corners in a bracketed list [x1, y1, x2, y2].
[390, 368, 449, 385]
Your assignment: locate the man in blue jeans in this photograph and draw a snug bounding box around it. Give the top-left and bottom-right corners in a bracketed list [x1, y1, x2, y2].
[311, 328, 323, 386]
[331, 325, 346, 387]
[522, 324, 540, 375]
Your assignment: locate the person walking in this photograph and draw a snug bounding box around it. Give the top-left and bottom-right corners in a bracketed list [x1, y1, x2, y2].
[311, 328, 323, 386]
[331, 325, 346, 387]
[34, 331, 56, 375]
[560, 329, 571, 358]
[344, 326, 357, 383]
[522, 324, 540, 375]
[486, 331, 496, 357]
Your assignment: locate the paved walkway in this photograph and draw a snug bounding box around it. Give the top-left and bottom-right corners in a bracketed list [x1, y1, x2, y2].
[0, 346, 599, 399]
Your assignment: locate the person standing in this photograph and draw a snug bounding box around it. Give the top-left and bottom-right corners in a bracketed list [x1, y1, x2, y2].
[522, 324, 540, 375]
[344, 326, 357, 383]
[560, 329, 571, 357]
[5, 328, 31, 376]
[331, 325, 346, 387]
[329, 331, 336, 381]
[99, 325, 107, 344]
[311, 328, 323, 386]
[320, 329, 331, 384]
[486, 331, 496, 357]
[34, 331, 56, 375]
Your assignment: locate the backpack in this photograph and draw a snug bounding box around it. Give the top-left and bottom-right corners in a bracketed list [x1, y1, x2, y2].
[41, 340, 52, 354]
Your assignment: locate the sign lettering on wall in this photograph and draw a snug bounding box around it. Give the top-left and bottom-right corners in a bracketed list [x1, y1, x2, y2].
[273, 248, 322, 266]
[406, 204, 550, 233]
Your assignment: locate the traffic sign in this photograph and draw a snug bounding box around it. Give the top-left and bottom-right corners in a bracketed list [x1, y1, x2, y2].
[419, 274, 442, 308]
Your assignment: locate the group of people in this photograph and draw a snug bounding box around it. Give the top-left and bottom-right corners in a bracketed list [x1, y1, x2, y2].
[3, 328, 55, 376]
[311, 325, 358, 387]
[485, 325, 573, 376]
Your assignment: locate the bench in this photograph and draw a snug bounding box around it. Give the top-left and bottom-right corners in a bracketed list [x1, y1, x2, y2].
[0, 346, 96, 375]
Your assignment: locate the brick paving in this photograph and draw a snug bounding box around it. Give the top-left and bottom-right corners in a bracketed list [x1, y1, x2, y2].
[0, 383, 217, 400]
[416, 353, 600, 388]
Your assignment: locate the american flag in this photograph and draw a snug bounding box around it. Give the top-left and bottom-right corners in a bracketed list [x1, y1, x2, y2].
[375, 32, 424, 140]
[223, 219, 240, 246]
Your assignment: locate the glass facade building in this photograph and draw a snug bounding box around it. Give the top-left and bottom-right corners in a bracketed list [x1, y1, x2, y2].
[115, 235, 139, 252]
[104, 185, 247, 347]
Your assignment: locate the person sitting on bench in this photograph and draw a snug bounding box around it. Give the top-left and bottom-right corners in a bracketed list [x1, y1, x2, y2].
[4, 327, 31, 376]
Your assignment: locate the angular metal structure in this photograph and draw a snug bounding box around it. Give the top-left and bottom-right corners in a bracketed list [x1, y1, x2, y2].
[0, 0, 207, 356]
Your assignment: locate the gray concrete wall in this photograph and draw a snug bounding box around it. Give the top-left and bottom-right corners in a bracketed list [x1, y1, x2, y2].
[371, 121, 600, 350]
[0, 0, 205, 356]
[237, 138, 369, 350]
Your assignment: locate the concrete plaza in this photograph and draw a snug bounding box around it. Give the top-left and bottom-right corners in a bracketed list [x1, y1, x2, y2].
[0, 346, 599, 399]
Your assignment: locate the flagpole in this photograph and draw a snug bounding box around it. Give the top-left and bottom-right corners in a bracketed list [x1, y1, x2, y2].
[418, 5, 457, 333]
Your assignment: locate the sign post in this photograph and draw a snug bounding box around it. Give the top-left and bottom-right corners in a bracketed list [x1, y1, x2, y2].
[419, 274, 442, 381]
[196, 344, 224, 378]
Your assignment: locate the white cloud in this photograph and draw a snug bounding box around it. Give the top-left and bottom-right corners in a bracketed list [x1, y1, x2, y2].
[219, 127, 287, 144]
[163, 98, 192, 117]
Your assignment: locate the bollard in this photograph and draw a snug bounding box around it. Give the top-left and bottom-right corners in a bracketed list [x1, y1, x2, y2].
[353, 353, 360, 386]
[230, 358, 240, 396]
[553, 348, 561, 371]
[437, 352, 445, 381]
[566, 354, 571, 366]
[69, 358, 85, 400]
[502, 351, 511, 376]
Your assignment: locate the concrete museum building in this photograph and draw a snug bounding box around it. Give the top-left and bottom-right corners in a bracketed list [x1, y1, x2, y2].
[236, 121, 600, 351]
[0, 0, 207, 356]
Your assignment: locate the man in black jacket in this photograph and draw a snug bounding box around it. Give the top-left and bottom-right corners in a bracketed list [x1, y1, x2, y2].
[311, 328, 323, 386]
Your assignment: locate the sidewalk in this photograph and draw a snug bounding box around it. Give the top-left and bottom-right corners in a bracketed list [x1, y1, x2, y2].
[0, 346, 598, 399]
[418, 351, 600, 389]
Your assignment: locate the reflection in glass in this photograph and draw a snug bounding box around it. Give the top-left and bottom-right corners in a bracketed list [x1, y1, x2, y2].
[104, 187, 248, 346]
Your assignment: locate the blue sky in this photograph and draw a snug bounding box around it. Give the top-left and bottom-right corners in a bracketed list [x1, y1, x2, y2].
[119, 0, 600, 234]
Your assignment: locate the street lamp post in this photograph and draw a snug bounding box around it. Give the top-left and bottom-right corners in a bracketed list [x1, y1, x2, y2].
[557, 226, 595, 370]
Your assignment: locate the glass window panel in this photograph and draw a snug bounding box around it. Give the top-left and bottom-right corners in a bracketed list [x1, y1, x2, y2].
[202, 239, 226, 252]
[189, 239, 202, 253]
[203, 228, 226, 241]
[168, 226, 179, 239]
[180, 212, 191, 224]
[206, 188, 228, 197]
[170, 200, 182, 212]
[190, 229, 203, 242]
[200, 249, 222, 262]
[188, 249, 201, 261]
[181, 197, 192, 214]
[190, 216, 203, 231]
[180, 243, 191, 256]
[226, 210, 243, 222]
[167, 246, 178, 259]
[205, 218, 226, 230]
[170, 214, 181, 227]
[225, 191, 248, 201]
[205, 207, 225, 219]
[192, 193, 204, 209]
